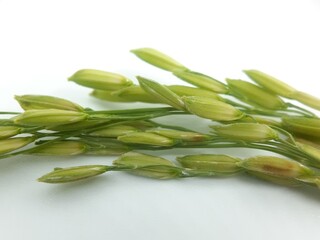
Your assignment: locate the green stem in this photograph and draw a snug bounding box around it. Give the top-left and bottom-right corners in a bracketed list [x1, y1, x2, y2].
[0, 112, 21, 115]
[146, 120, 204, 133]
[242, 108, 292, 118]
[287, 102, 318, 118]
[106, 165, 135, 171]
[85, 107, 177, 115]
[181, 168, 243, 178]
[88, 110, 187, 120]
[283, 108, 313, 117]
[224, 99, 251, 110]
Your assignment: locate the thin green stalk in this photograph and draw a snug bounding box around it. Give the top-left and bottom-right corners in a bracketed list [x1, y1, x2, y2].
[242, 108, 294, 118]
[85, 107, 176, 115]
[146, 120, 206, 133]
[0, 112, 21, 115]
[223, 99, 251, 110]
[88, 109, 187, 120]
[287, 102, 318, 118]
[265, 142, 311, 161]
[281, 108, 314, 117]
[223, 98, 295, 118]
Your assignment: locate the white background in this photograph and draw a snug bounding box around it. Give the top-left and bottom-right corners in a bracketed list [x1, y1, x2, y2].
[1, 0, 320, 239]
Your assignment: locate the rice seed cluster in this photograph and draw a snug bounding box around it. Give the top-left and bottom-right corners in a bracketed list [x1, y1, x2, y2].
[1, 48, 320, 194]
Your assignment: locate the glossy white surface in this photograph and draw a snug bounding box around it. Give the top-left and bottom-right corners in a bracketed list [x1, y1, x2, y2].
[1, 1, 320, 239]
